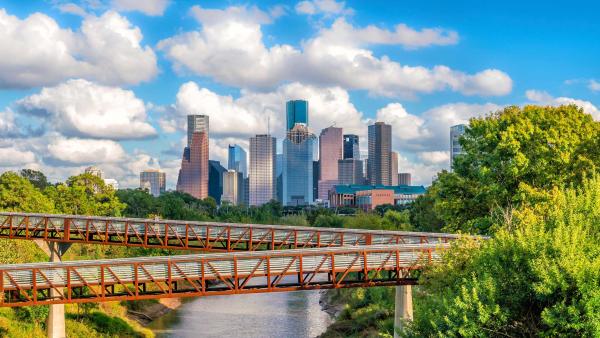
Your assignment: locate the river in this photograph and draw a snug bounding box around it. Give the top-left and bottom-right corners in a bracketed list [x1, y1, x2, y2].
[148, 290, 334, 338]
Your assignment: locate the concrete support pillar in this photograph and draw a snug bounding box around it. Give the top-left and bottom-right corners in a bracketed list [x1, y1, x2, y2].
[34, 241, 69, 338]
[394, 284, 413, 338]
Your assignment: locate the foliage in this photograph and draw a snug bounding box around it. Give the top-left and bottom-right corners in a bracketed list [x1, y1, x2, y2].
[0, 171, 54, 213]
[423, 104, 600, 234]
[409, 194, 444, 232]
[20, 169, 50, 191]
[407, 177, 600, 337]
[313, 214, 345, 228]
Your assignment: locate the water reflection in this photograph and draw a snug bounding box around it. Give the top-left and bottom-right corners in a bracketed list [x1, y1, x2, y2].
[149, 290, 333, 338]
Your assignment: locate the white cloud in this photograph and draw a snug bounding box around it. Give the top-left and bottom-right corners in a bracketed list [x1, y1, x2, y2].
[417, 151, 450, 165]
[589, 80, 600, 92]
[47, 137, 127, 164]
[525, 89, 600, 119]
[295, 0, 352, 16]
[0, 110, 19, 137]
[57, 3, 88, 16]
[0, 9, 157, 88]
[17, 79, 156, 140]
[158, 6, 511, 98]
[0, 147, 36, 166]
[111, 0, 170, 16]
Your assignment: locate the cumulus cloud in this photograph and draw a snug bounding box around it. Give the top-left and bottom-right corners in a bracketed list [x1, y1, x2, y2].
[16, 79, 156, 140]
[525, 89, 600, 119]
[111, 0, 170, 16]
[417, 151, 450, 165]
[46, 137, 127, 165]
[57, 3, 88, 16]
[0, 9, 157, 88]
[0, 147, 36, 166]
[295, 0, 353, 16]
[158, 6, 511, 98]
[589, 80, 600, 92]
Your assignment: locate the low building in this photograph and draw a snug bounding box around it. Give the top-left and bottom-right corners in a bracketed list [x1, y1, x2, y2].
[329, 184, 426, 211]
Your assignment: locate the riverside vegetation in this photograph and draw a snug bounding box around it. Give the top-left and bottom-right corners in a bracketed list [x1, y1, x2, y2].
[1, 104, 599, 337]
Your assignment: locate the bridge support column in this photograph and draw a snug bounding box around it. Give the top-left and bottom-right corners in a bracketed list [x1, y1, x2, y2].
[34, 241, 71, 338]
[394, 285, 413, 338]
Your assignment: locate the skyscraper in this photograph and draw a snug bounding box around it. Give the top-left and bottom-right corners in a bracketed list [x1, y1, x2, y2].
[249, 134, 277, 206]
[450, 124, 466, 168]
[177, 115, 209, 199]
[343, 134, 360, 159]
[222, 170, 243, 205]
[318, 126, 343, 200]
[367, 122, 392, 185]
[140, 169, 166, 197]
[228, 145, 247, 178]
[398, 173, 412, 186]
[84, 166, 104, 179]
[338, 159, 364, 185]
[209, 160, 227, 204]
[286, 100, 308, 130]
[283, 124, 316, 206]
[390, 151, 399, 186]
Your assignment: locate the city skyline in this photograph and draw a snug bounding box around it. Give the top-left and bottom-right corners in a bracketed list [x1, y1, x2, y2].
[0, 1, 599, 190]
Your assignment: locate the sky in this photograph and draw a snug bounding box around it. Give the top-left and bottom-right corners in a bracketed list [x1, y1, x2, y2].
[0, 0, 599, 189]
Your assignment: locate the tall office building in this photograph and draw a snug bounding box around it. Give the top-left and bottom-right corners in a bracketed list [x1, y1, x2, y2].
[140, 169, 166, 197]
[222, 170, 243, 205]
[228, 145, 247, 178]
[249, 134, 277, 206]
[367, 122, 392, 185]
[318, 126, 343, 200]
[338, 159, 364, 185]
[450, 124, 466, 168]
[343, 134, 360, 159]
[283, 124, 316, 206]
[209, 160, 227, 204]
[84, 166, 104, 179]
[398, 173, 412, 186]
[390, 151, 399, 186]
[286, 100, 308, 130]
[177, 115, 209, 199]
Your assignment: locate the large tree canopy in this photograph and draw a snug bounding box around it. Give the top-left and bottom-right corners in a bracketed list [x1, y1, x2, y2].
[427, 104, 600, 234]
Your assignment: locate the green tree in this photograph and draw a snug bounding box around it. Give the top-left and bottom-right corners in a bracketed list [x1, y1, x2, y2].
[116, 189, 157, 218]
[19, 169, 50, 191]
[409, 194, 444, 232]
[428, 105, 600, 234]
[0, 171, 54, 213]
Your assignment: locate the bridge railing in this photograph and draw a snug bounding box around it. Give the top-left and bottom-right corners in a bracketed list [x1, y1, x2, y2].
[0, 212, 460, 251]
[0, 243, 448, 306]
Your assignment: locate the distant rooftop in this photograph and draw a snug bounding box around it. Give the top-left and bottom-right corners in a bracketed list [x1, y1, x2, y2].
[334, 184, 426, 195]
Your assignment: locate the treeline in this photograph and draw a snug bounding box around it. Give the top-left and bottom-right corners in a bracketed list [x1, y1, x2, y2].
[321, 104, 600, 337]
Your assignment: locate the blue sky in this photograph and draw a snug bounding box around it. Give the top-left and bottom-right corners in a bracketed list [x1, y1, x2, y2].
[0, 0, 598, 188]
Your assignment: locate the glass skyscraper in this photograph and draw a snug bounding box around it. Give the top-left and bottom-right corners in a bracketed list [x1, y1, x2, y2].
[140, 169, 166, 197]
[450, 124, 466, 169]
[228, 144, 247, 178]
[286, 100, 308, 130]
[367, 122, 392, 185]
[318, 126, 343, 200]
[343, 134, 360, 159]
[208, 160, 227, 204]
[177, 115, 209, 199]
[283, 124, 316, 206]
[249, 134, 277, 206]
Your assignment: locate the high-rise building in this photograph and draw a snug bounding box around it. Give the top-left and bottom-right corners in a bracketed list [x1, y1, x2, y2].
[318, 126, 343, 200]
[338, 159, 364, 185]
[367, 122, 392, 185]
[313, 161, 319, 201]
[276, 153, 284, 202]
[140, 169, 166, 197]
[177, 115, 209, 199]
[283, 124, 316, 206]
[398, 173, 412, 186]
[249, 134, 277, 206]
[450, 124, 466, 168]
[84, 166, 104, 179]
[390, 151, 399, 186]
[286, 100, 308, 130]
[343, 134, 360, 159]
[209, 160, 227, 204]
[222, 170, 244, 205]
[228, 145, 247, 178]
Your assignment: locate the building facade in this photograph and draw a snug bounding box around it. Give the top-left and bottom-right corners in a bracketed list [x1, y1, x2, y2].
[329, 184, 426, 211]
[222, 170, 244, 205]
[249, 134, 277, 206]
[140, 169, 166, 197]
[367, 122, 392, 185]
[390, 151, 399, 186]
[343, 134, 360, 159]
[209, 160, 227, 204]
[84, 166, 104, 178]
[283, 124, 316, 206]
[398, 173, 412, 186]
[318, 126, 343, 200]
[228, 144, 247, 178]
[450, 124, 466, 168]
[177, 115, 209, 199]
[338, 159, 364, 185]
[286, 100, 308, 130]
